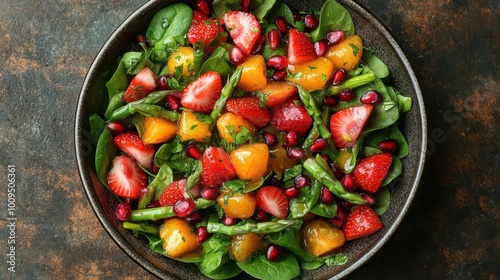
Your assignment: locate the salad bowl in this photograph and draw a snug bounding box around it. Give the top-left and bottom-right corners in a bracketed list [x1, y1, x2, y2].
[75, 0, 426, 279]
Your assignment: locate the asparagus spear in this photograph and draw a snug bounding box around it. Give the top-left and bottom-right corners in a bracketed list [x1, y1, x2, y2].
[209, 67, 243, 130]
[131, 104, 180, 122]
[207, 219, 301, 235]
[128, 198, 215, 222]
[303, 157, 366, 204]
[108, 90, 173, 121]
[329, 72, 376, 95]
[123, 222, 160, 235]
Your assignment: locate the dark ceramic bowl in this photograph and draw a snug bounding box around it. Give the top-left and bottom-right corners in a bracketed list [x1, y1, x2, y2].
[75, 0, 427, 279]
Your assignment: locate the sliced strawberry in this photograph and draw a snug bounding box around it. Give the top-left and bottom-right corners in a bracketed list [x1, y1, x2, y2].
[353, 153, 393, 193]
[123, 67, 157, 103]
[259, 81, 298, 109]
[113, 131, 155, 169]
[181, 71, 222, 113]
[225, 96, 271, 128]
[256, 186, 289, 219]
[330, 104, 373, 149]
[158, 179, 202, 207]
[223, 11, 261, 55]
[188, 11, 227, 53]
[107, 155, 147, 198]
[343, 205, 383, 241]
[270, 99, 313, 136]
[288, 28, 317, 65]
[201, 146, 238, 188]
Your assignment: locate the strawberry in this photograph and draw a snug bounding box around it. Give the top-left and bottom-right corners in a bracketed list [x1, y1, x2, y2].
[256, 186, 289, 219]
[201, 146, 238, 188]
[225, 96, 271, 128]
[113, 131, 155, 169]
[353, 153, 393, 193]
[270, 99, 313, 136]
[223, 11, 261, 55]
[330, 104, 373, 149]
[107, 155, 147, 198]
[287, 29, 317, 65]
[343, 205, 383, 241]
[123, 67, 157, 103]
[259, 81, 298, 109]
[181, 71, 222, 113]
[159, 179, 202, 207]
[187, 11, 227, 53]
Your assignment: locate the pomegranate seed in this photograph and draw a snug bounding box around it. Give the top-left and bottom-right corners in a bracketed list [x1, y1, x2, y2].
[361, 193, 376, 205]
[310, 138, 328, 152]
[331, 217, 344, 228]
[186, 143, 202, 160]
[284, 186, 301, 198]
[197, 226, 210, 243]
[263, 132, 277, 146]
[326, 30, 344, 45]
[303, 14, 319, 32]
[254, 209, 270, 222]
[136, 34, 146, 44]
[107, 121, 125, 135]
[294, 174, 310, 188]
[330, 164, 344, 179]
[272, 69, 287, 81]
[378, 139, 398, 153]
[314, 39, 328, 56]
[184, 211, 203, 224]
[252, 35, 267, 55]
[173, 198, 196, 217]
[320, 187, 334, 204]
[200, 187, 219, 200]
[335, 198, 348, 222]
[338, 89, 355, 102]
[241, 0, 251, 12]
[340, 174, 357, 191]
[331, 68, 348, 85]
[293, 13, 302, 23]
[320, 154, 330, 164]
[165, 95, 181, 111]
[267, 55, 288, 70]
[195, 0, 211, 16]
[146, 200, 161, 208]
[275, 16, 289, 35]
[284, 131, 299, 147]
[267, 29, 282, 50]
[265, 244, 282, 261]
[287, 148, 304, 159]
[323, 96, 338, 108]
[157, 74, 172, 90]
[360, 90, 383, 104]
[150, 163, 159, 174]
[115, 202, 131, 221]
[340, 200, 353, 211]
[230, 45, 248, 65]
[222, 214, 238, 226]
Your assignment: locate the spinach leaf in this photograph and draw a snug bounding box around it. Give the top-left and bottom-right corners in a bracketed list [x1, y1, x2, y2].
[362, 52, 389, 79]
[140, 233, 203, 263]
[198, 234, 231, 275]
[265, 2, 294, 24]
[289, 180, 321, 219]
[95, 128, 117, 187]
[151, 36, 177, 62]
[311, 0, 355, 42]
[151, 164, 174, 201]
[199, 57, 232, 77]
[302, 253, 348, 270]
[89, 113, 106, 142]
[121, 51, 154, 75]
[397, 93, 412, 113]
[283, 164, 302, 181]
[105, 57, 128, 99]
[373, 186, 390, 215]
[252, 0, 276, 20]
[266, 229, 311, 261]
[382, 155, 402, 186]
[186, 161, 202, 191]
[145, 3, 192, 47]
[311, 200, 337, 218]
[131, 113, 145, 138]
[237, 251, 300, 280]
[388, 124, 409, 158]
[212, 0, 241, 19]
[200, 261, 242, 279]
[104, 92, 125, 119]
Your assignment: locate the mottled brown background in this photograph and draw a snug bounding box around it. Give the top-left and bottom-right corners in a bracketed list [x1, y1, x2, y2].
[0, 0, 498, 279]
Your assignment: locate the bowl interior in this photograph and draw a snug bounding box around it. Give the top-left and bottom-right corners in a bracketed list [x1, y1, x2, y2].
[75, 0, 426, 279]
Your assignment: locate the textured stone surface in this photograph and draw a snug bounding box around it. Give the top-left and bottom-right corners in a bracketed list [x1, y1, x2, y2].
[0, 0, 498, 279]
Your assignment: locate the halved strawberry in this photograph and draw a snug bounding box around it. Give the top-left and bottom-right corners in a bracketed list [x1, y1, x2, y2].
[353, 153, 393, 193]
[225, 96, 271, 128]
[188, 11, 227, 53]
[330, 104, 373, 149]
[201, 146, 238, 188]
[113, 131, 155, 169]
[107, 155, 147, 198]
[181, 71, 222, 113]
[343, 205, 383, 241]
[223, 11, 261, 55]
[288, 28, 317, 65]
[256, 186, 289, 219]
[270, 99, 313, 136]
[123, 67, 157, 103]
[259, 81, 298, 109]
[158, 179, 186, 206]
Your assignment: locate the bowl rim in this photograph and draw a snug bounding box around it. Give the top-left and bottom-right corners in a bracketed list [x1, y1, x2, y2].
[75, 0, 427, 279]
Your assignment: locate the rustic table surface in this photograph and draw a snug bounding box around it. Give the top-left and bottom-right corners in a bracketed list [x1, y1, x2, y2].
[0, 0, 498, 279]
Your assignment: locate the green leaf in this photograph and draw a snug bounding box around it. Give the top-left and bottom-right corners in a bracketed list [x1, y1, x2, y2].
[186, 161, 202, 191]
[105, 58, 128, 99]
[237, 251, 300, 280]
[289, 180, 322, 219]
[199, 234, 231, 275]
[200, 261, 242, 279]
[266, 229, 311, 261]
[311, 200, 337, 218]
[104, 92, 125, 119]
[212, 0, 241, 18]
[302, 253, 348, 269]
[382, 155, 402, 186]
[151, 165, 174, 201]
[283, 164, 302, 181]
[373, 186, 390, 215]
[311, 0, 355, 42]
[397, 93, 412, 113]
[145, 3, 193, 47]
[95, 128, 117, 188]
[265, 2, 294, 24]
[89, 114, 106, 142]
[388, 124, 409, 158]
[252, 0, 276, 20]
[140, 233, 203, 263]
[362, 52, 389, 79]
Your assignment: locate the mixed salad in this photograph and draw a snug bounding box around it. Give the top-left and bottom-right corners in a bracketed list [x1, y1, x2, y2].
[89, 0, 412, 279]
